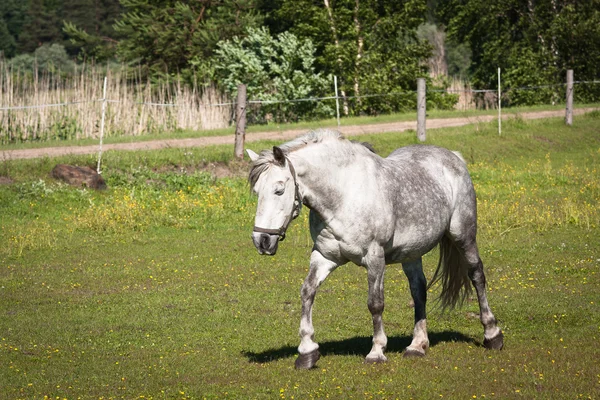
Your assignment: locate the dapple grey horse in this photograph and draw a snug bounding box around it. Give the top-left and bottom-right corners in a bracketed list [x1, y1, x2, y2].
[247, 130, 503, 369]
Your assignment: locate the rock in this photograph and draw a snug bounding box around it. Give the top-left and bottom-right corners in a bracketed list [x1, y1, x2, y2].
[51, 164, 107, 190]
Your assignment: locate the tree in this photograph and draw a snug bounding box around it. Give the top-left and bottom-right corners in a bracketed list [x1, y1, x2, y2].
[438, 0, 600, 105]
[213, 26, 332, 123]
[417, 23, 447, 78]
[114, 0, 263, 78]
[0, 20, 17, 58]
[2, 0, 122, 59]
[547, 1, 600, 102]
[0, 0, 29, 58]
[18, 0, 62, 53]
[10, 43, 76, 75]
[270, 0, 434, 115]
[445, 40, 471, 79]
[61, 0, 122, 58]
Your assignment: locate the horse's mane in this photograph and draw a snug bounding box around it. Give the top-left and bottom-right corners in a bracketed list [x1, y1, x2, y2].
[249, 129, 376, 188]
[280, 129, 343, 153]
[249, 130, 341, 187]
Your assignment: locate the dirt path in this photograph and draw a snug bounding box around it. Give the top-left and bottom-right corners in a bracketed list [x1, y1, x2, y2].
[1, 109, 594, 160]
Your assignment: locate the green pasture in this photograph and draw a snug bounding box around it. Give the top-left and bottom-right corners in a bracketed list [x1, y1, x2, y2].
[1, 113, 599, 399]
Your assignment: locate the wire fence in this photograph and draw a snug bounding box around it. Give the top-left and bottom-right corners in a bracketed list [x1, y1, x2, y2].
[1, 72, 599, 147]
[0, 100, 93, 111]
[1, 70, 599, 172]
[2, 79, 598, 111]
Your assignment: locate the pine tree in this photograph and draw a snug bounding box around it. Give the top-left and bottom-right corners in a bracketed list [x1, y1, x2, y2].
[114, 0, 263, 77]
[0, 0, 29, 57]
[0, 19, 17, 58]
[18, 0, 61, 53]
[61, 0, 96, 54]
[61, 0, 122, 58]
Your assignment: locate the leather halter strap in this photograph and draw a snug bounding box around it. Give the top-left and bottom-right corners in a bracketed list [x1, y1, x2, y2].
[253, 157, 302, 241]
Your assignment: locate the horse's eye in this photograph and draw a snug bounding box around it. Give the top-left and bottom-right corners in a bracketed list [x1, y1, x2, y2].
[274, 182, 285, 196]
[273, 181, 285, 196]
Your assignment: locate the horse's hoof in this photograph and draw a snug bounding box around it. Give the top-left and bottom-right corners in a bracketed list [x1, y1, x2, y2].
[483, 331, 504, 350]
[403, 348, 426, 358]
[364, 354, 387, 364]
[295, 350, 320, 370]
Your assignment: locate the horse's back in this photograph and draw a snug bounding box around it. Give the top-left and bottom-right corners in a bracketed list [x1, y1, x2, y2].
[386, 145, 474, 199]
[387, 145, 466, 173]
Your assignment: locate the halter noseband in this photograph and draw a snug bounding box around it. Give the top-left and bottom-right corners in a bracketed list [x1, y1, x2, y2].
[253, 157, 302, 241]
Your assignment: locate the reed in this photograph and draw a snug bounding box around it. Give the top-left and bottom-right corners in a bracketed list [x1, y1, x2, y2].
[0, 60, 232, 144]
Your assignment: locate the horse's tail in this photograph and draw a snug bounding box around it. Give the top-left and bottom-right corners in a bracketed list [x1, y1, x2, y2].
[427, 235, 472, 309]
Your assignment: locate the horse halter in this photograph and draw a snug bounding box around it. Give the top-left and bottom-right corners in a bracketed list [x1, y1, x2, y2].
[253, 157, 303, 241]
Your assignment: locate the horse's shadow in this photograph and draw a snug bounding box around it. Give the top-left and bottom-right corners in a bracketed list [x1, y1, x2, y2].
[243, 330, 479, 363]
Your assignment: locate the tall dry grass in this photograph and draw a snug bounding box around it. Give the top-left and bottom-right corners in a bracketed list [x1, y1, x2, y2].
[0, 61, 232, 144]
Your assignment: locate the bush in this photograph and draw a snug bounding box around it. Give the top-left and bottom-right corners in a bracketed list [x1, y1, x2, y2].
[9, 43, 76, 75]
[213, 27, 333, 123]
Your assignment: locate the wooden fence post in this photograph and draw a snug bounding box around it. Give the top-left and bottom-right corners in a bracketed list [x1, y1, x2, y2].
[565, 69, 573, 126]
[234, 84, 247, 159]
[417, 78, 426, 142]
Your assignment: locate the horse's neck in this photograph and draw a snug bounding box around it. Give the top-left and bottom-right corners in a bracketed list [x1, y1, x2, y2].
[291, 145, 370, 222]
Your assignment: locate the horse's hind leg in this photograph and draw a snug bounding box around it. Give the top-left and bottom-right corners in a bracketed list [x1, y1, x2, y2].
[401, 258, 429, 357]
[296, 249, 339, 369]
[468, 253, 504, 349]
[452, 228, 504, 349]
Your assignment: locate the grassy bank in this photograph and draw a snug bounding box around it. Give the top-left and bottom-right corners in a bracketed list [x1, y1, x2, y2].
[0, 113, 599, 398]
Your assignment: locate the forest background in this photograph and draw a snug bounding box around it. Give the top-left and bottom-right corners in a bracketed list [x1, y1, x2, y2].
[1, 0, 600, 125]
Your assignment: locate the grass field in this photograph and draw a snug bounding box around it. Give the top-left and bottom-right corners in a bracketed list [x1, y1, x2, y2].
[0, 113, 599, 399]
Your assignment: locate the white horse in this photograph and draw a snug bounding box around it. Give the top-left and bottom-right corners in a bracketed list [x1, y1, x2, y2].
[247, 129, 503, 369]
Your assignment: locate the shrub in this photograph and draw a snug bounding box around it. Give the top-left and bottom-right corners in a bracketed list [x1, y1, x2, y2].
[10, 43, 76, 75]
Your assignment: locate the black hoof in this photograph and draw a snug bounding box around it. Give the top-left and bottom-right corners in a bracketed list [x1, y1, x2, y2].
[483, 331, 504, 350]
[403, 349, 426, 358]
[364, 355, 387, 364]
[295, 350, 320, 370]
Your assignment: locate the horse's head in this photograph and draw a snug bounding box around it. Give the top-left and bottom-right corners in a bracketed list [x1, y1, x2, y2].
[247, 146, 302, 256]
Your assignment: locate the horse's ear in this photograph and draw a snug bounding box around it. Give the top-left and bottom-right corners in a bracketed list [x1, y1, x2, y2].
[273, 146, 286, 166]
[246, 149, 259, 162]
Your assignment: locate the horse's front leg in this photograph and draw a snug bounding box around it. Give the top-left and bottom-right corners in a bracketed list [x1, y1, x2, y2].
[402, 258, 430, 357]
[295, 249, 339, 369]
[365, 251, 388, 364]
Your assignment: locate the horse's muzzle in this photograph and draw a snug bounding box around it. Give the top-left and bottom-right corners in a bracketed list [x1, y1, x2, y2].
[252, 232, 280, 255]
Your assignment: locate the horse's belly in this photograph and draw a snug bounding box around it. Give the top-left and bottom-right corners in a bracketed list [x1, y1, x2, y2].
[384, 224, 444, 263]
